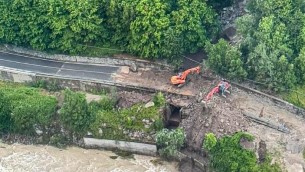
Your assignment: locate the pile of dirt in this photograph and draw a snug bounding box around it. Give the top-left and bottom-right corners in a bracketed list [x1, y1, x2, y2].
[114, 68, 305, 171]
[180, 93, 249, 151]
[116, 91, 153, 108]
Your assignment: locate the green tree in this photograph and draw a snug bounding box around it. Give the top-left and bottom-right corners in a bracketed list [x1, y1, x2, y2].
[236, 0, 305, 85]
[272, 55, 296, 91]
[294, 47, 305, 84]
[0, 91, 12, 133]
[60, 89, 94, 138]
[156, 128, 185, 159]
[129, 0, 171, 58]
[203, 132, 282, 172]
[170, 0, 218, 54]
[102, 0, 138, 46]
[205, 39, 247, 79]
[46, 0, 104, 53]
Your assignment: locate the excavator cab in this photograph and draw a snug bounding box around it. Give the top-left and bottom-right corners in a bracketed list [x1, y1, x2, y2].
[171, 66, 200, 87]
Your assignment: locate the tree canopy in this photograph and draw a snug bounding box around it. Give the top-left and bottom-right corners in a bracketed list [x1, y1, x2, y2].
[236, 0, 305, 89]
[0, 0, 218, 59]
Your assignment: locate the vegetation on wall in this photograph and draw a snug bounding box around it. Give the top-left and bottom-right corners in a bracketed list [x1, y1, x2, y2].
[0, 82, 165, 145]
[203, 132, 282, 172]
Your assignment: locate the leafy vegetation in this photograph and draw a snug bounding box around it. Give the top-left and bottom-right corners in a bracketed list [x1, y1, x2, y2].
[156, 128, 185, 159]
[0, 81, 165, 145]
[60, 89, 95, 138]
[0, 0, 218, 59]
[0, 85, 57, 135]
[236, 0, 305, 89]
[281, 85, 305, 109]
[205, 39, 247, 80]
[153, 92, 166, 107]
[203, 132, 282, 172]
[0, 90, 12, 132]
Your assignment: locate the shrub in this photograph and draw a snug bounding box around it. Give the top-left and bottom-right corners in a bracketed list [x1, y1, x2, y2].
[60, 89, 95, 138]
[156, 128, 185, 159]
[153, 92, 166, 107]
[12, 94, 57, 135]
[203, 133, 217, 151]
[0, 91, 12, 132]
[28, 80, 61, 92]
[203, 132, 282, 172]
[205, 39, 247, 80]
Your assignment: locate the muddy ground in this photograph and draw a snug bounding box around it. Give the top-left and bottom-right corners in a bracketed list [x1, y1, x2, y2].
[114, 70, 305, 171]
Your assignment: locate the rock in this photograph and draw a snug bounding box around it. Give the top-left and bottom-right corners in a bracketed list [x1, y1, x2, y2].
[145, 125, 150, 129]
[35, 129, 43, 135]
[130, 63, 138, 72]
[286, 163, 304, 172]
[220, 119, 224, 123]
[286, 141, 303, 154]
[205, 123, 210, 127]
[98, 128, 103, 135]
[120, 66, 130, 74]
[145, 101, 155, 108]
[87, 132, 93, 136]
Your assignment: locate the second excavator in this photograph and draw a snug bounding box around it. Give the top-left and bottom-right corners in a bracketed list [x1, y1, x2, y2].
[171, 66, 200, 88]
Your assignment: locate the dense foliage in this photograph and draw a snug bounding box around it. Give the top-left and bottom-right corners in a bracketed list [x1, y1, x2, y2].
[0, 86, 57, 135]
[203, 132, 282, 172]
[60, 89, 95, 137]
[205, 39, 247, 80]
[0, 0, 218, 59]
[156, 128, 185, 159]
[0, 91, 12, 132]
[236, 0, 305, 89]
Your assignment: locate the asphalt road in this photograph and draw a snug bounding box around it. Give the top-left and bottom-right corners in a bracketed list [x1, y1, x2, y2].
[0, 51, 119, 81]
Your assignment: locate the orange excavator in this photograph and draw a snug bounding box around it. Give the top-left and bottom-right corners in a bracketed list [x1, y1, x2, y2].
[204, 80, 231, 102]
[171, 66, 200, 87]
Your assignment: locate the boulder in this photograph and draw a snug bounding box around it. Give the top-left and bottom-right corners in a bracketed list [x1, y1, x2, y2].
[144, 101, 155, 108]
[130, 62, 138, 72]
[223, 25, 237, 41]
[120, 66, 130, 74]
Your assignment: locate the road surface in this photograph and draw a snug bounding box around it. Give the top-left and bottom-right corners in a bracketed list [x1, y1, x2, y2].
[0, 51, 119, 81]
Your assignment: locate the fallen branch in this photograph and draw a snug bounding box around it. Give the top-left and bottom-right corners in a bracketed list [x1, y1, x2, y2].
[242, 111, 290, 134]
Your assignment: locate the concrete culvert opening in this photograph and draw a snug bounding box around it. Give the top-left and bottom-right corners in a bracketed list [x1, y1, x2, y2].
[165, 104, 182, 129]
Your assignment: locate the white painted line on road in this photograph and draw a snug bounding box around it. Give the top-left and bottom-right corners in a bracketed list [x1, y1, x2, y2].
[0, 58, 116, 75]
[0, 50, 119, 67]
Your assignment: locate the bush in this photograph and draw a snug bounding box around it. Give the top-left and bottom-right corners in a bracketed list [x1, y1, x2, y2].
[60, 89, 95, 138]
[203, 132, 282, 172]
[0, 86, 57, 135]
[205, 39, 247, 80]
[203, 133, 217, 151]
[153, 92, 166, 107]
[12, 94, 57, 135]
[156, 128, 185, 159]
[0, 91, 12, 132]
[28, 80, 61, 92]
